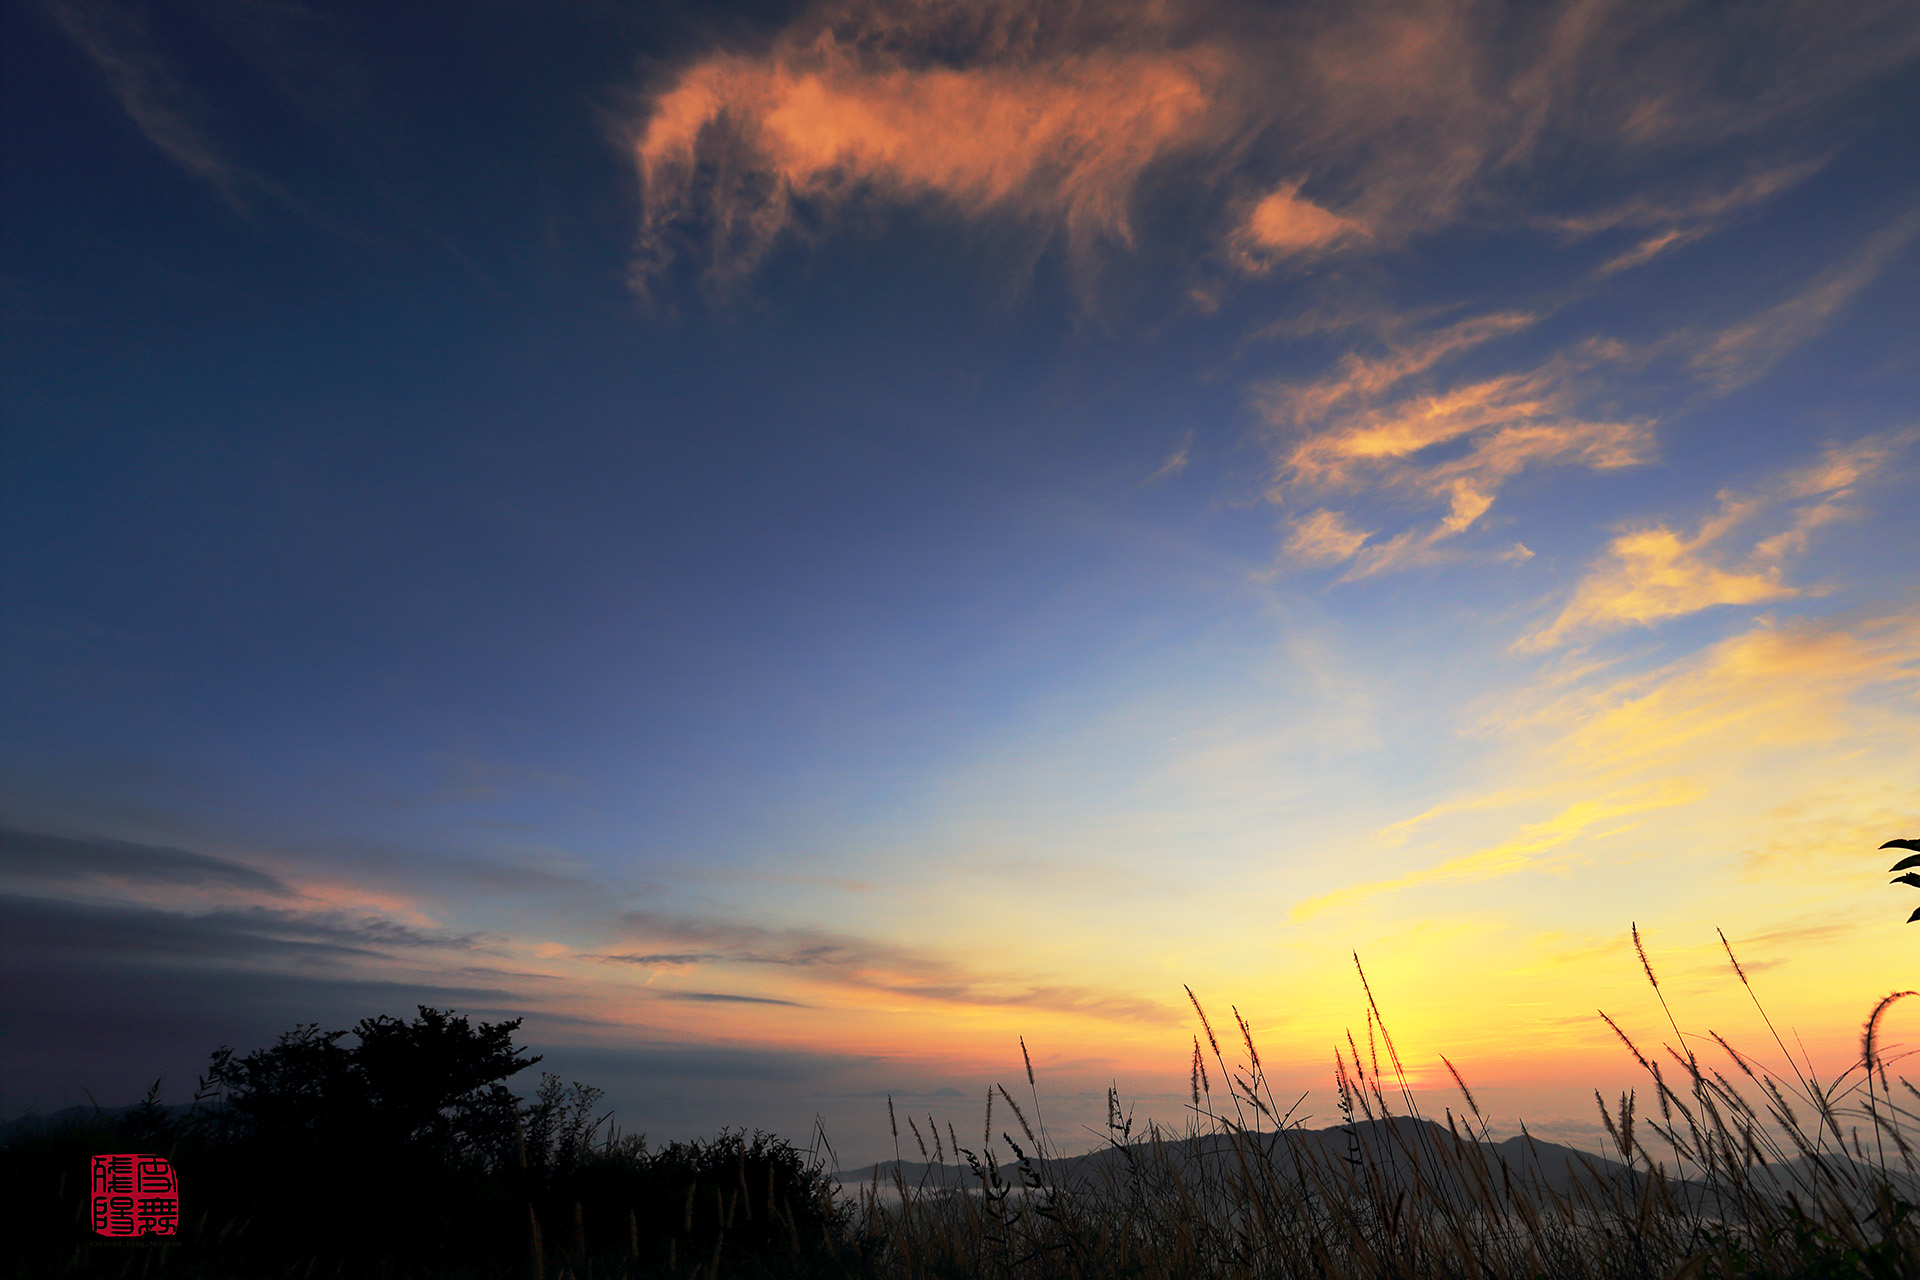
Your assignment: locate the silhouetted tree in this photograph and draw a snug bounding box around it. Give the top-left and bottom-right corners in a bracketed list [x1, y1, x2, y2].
[199, 1021, 351, 1145]
[184, 1007, 545, 1269]
[520, 1071, 618, 1182]
[202, 1005, 539, 1166]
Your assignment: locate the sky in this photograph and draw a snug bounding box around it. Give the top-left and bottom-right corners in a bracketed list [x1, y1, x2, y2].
[3, 0, 1918, 1166]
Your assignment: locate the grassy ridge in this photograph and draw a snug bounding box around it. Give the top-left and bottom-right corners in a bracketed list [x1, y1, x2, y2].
[5, 937, 1915, 1278]
[844, 943, 1917, 1279]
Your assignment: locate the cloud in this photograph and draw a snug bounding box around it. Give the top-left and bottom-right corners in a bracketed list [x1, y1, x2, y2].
[1231, 180, 1364, 268]
[1283, 509, 1372, 566]
[1261, 212, 1912, 585]
[629, 0, 1225, 292]
[0, 884, 572, 1107]
[1594, 227, 1704, 276]
[608, 913, 887, 969]
[1519, 512, 1796, 652]
[1292, 780, 1700, 919]
[1144, 429, 1194, 483]
[1263, 317, 1654, 576]
[1304, 600, 1920, 922]
[627, 0, 1920, 294]
[1554, 610, 1920, 773]
[1689, 206, 1920, 390]
[658, 990, 808, 1006]
[1241, 0, 1916, 269]
[1519, 433, 1909, 650]
[1262, 262, 1910, 586]
[0, 893, 482, 966]
[602, 952, 716, 967]
[43, 0, 247, 208]
[0, 897, 546, 1110]
[0, 826, 293, 895]
[1542, 160, 1830, 274]
[1478, 604, 1920, 798]
[604, 910, 1171, 1022]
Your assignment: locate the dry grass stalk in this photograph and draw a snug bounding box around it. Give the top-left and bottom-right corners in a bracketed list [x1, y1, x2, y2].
[847, 938, 1919, 1279]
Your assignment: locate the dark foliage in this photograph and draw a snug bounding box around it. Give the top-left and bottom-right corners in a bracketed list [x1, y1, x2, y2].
[179, 1007, 542, 1270]
[1886, 837, 1920, 922]
[541, 1128, 858, 1279]
[1, 1007, 852, 1278]
[202, 1006, 537, 1166]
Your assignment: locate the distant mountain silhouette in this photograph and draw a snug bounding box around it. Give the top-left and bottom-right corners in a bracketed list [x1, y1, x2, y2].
[838, 1114, 1915, 1214]
[840, 1116, 1634, 1199]
[0, 1102, 182, 1140]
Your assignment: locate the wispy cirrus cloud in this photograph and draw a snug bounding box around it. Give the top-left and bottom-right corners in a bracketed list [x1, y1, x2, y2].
[1301, 602, 1920, 922]
[1466, 606, 1920, 816]
[1292, 779, 1701, 919]
[600, 910, 1171, 1022]
[0, 825, 292, 896]
[1144, 428, 1195, 483]
[1263, 211, 1915, 584]
[0, 893, 484, 967]
[1263, 315, 1654, 577]
[1519, 433, 1911, 651]
[1549, 609, 1920, 774]
[1519, 515, 1796, 653]
[0, 825, 508, 985]
[630, 0, 1226, 292]
[1689, 206, 1920, 391]
[657, 989, 807, 1007]
[628, 0, 1920, 293]
[42, 0, 248, 208]
[1541, 160, 1829, 275]
[1281, 508, 1372, 567]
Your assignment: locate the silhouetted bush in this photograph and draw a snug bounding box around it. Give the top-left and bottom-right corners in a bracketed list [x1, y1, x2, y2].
[529, 1127, 857, 1279]
[1, 1007, 852, 1278]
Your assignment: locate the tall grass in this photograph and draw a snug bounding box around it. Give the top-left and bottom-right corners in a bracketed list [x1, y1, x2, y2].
[8, 935, 1913, 1277]
[850, 936, 1919, 1280]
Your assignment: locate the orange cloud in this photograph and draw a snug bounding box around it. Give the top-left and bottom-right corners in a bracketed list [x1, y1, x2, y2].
[1264, 319, 1653, 576]
[1283, 508, 1372, 565]
[1231, 180, 1364, 267]
[598, 910, 1175, 1024]
[628, 0, 1919, 293]
[1545, 161, 1830, 274]
[1519, 434, 1909, 650]
[1279, 312, 1537, 415]
[1477, 603, 1920, 790]
[1521, 520, 1795, 653]
[631, 4, 1225, 290]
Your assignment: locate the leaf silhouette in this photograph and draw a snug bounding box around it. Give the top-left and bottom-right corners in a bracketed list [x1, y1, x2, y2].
[1883, 838, 1920, 922]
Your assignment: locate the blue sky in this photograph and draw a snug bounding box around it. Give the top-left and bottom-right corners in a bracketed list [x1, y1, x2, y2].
[4, 0, 1919, 1162]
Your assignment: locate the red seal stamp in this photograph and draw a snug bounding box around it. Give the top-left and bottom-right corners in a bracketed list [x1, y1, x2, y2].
[90, 1154, 179, 1238]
